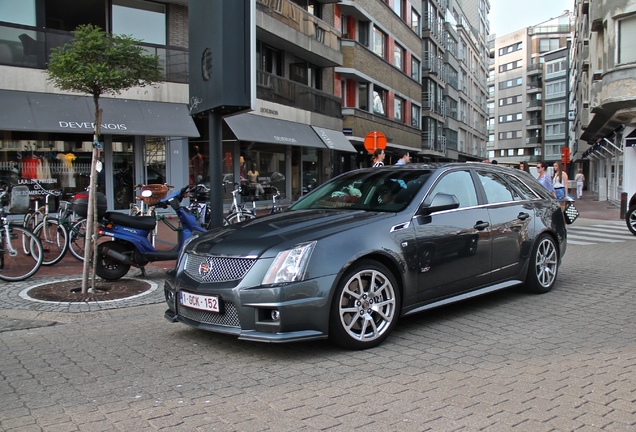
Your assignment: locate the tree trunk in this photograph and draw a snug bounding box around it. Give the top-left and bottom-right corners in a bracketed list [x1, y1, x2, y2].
[81, 98, 102, 294]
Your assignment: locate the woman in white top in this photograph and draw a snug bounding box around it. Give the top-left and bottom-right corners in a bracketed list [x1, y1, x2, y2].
[552, 161, 569, 210]
[575, 168, 585, 199]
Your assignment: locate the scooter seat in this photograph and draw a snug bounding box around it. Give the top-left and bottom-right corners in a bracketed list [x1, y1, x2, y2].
[105, 211, 156, 231]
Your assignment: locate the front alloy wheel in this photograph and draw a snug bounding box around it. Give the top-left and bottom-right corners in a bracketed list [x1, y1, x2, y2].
[329, 260, 400, 349]
[626, 206, 636, 236]
[525, 234, 558, 294]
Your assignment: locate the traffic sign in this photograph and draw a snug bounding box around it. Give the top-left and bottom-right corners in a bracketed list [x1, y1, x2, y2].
[364, 131, 387, 153]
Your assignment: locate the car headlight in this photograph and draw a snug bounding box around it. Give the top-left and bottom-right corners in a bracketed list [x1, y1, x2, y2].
[262, 241, 316, 285]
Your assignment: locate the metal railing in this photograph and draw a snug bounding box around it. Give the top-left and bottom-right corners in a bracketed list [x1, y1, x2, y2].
[256, 70, 342, 117]
[0, 22, 188, 83]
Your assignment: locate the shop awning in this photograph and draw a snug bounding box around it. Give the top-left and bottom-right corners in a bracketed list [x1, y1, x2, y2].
[0, 90, 199, 137]
[224, 113, 328, 149]
[311, 126, 356, 153]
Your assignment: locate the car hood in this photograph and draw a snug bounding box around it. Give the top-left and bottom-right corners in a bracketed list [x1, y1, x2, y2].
[187, 209, 393, 258]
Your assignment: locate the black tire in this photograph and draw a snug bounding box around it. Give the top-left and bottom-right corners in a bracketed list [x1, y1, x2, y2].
[524, 234, 559, 294]
[626, 206, 636, 236]
[224, 211, 256, 225]
[329, 260, 401, 350]
[33, 218, 69, 266]
[95, 241, 132, 281]
[0, 226, 43, 282]
[68, 218, 88, 261]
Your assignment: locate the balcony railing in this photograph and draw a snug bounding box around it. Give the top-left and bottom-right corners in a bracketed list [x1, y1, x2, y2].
[0, 22, 188, 83]
[256, 0, 340, 52]
[257, 70, 341, 117]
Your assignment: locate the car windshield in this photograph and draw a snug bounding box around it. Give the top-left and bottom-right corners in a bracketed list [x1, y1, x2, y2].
[290, 169, 432, 212]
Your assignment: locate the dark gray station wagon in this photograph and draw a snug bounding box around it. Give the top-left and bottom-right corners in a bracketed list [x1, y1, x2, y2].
[164, 163, 567, 349]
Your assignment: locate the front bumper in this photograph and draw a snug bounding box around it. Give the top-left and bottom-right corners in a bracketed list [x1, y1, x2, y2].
[163, 270, 336, 343]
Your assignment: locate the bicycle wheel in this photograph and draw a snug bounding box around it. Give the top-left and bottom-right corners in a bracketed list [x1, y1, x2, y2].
[34, 218, 69, 266]
[224, 211, 256, 225]
[68, 218, 88, 261]
[0, 225, 43, 282]
[22, 211, 37, 254]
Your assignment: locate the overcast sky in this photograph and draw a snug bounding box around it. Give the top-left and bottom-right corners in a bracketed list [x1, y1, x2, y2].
[488, 0, 574, 37]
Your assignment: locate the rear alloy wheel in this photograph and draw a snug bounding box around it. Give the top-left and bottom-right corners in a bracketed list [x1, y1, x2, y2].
[626, 206, 636, 236]
[525, 234, 558, 294]
[329, 260, 400, 350]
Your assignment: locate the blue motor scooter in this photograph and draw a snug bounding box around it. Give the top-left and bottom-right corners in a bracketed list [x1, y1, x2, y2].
[95, 185, 207, 280]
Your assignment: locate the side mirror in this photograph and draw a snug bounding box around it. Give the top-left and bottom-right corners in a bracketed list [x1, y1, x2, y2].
[417, 193, 460, 216]
[141, 189, 153, 198]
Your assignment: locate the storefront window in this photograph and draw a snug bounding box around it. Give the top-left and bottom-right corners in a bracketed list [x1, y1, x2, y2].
[240, 143, 288, 202]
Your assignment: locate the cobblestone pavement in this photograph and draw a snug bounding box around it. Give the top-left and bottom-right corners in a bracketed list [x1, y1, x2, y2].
[0, 200, 634, 431]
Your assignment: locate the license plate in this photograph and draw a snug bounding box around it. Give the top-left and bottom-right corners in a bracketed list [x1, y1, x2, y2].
[179, 291, 220, 313]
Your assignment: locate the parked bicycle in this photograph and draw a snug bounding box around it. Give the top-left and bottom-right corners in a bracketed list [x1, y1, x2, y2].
[31, 196, 89, 265]
[224, 182, 256, 225]
[0, 183, 43, 282]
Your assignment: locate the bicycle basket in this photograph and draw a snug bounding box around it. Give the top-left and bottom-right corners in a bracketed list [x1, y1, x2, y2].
[8, 185, 30, 214]
[141, 184, 169, 206]
[57, 200, 70, 218]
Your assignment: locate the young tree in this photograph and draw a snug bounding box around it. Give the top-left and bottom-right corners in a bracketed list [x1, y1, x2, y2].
[47, 24, 162, 293]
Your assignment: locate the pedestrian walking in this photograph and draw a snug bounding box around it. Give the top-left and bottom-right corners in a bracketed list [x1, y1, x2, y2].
[536, 161, 556, 197]
[395, 150, 410, 165]
[575, 168, 585, 199]
[553, 161, 569, 211]
[372, 148, 385, 167]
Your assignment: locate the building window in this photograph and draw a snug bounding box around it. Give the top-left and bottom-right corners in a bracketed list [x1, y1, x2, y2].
[392, 0, 404, 19]
[498, 42, 522, 56]
[498, 131, 522, 140]
[545, 122, 565, 136]
[358, 82, 369, 111]
[539, 38, 560, 53]
[546, 59, 566, 74]
[411, 105, 420, 128]
[619, 15, 636, 64]
[372, 87, 387, 116]
[394, 43, 404, 70]
[258, 42, 283, 76]
[112, 0, 166, 45]
[498, 113, 523, 123]
[498, 60, 522, 72]
[545, 80, 566, 98]
[411, 57, 420, 81]
[358, 21, 369, 47]
[373, 26, 386, 58]
[411, 8, 420, 35]
[498, 95, 522, 106]
[394, 97, 404, 122]
[498, 77, 523, 89]
[0, 0, 35, 25]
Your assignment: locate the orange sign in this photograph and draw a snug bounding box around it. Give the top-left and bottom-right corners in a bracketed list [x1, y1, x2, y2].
[561, 147, 570, 164]
[364, 131, 387, 153]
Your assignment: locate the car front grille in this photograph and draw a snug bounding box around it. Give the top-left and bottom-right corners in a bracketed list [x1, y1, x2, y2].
[178, 301, 241, 328]
[184, 254, 257, 283]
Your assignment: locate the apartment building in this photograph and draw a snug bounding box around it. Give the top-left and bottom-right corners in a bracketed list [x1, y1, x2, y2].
[571, 0, 636, 205]
[336, 0, 423, 164]
[487, 12, 572, 165]
[421, 0, 490, 162]
[0, 0, 355, 210]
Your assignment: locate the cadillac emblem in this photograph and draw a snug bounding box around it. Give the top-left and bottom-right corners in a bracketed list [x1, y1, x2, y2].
[198, 261, 212, 276]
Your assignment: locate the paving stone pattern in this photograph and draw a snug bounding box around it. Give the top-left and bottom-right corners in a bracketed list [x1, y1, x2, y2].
[0, 199, 634, 431]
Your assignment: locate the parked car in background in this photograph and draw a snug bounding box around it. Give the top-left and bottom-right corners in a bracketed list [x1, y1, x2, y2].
[626, 192, 636, 235]
[164, 163, 567, 349]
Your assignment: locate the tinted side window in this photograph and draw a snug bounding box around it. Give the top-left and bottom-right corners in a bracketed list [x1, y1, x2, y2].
[504, 174, 540, 200]
[477, 171, 521, 203]
[429, 170, 478, 208]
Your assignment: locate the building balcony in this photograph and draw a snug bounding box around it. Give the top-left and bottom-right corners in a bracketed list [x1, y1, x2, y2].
[526, 100, 543, 111]
[0, 22, 188, 82]
[527, 63, 542, 75]
[256, 0, 342, 67]
[526, 136, 542, 144]
[257, 70, 341, 118]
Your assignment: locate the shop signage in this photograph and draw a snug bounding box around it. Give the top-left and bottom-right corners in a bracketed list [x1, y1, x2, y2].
[58, 121, 127, 131]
